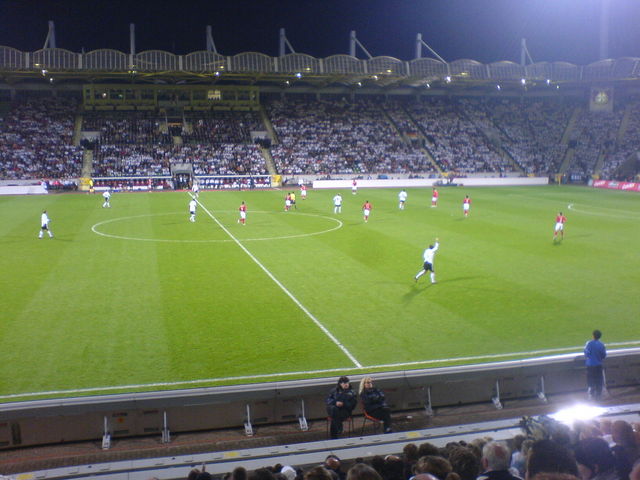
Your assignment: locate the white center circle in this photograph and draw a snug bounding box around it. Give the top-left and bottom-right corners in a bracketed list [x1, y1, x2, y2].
[91, 211, 343, 243]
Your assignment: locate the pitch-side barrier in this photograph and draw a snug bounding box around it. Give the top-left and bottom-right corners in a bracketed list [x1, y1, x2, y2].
[1, 348, 639, 450]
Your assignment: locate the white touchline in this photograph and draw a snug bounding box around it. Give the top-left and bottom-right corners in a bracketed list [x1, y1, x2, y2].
[195, 197, 363, 369]
[5, 342, 640, 400]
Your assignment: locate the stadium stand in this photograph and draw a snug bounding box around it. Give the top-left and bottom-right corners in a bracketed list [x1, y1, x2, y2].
[266, 98, 437, 176]
[0, 97, 83, 181]
[3, 93, 640, 183]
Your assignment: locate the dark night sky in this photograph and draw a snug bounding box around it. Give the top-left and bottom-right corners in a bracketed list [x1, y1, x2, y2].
[1, 0, 640, 65]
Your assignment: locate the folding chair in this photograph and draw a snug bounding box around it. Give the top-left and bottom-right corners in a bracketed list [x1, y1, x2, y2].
[326, 415, 354, 438]
[360, 407, 382, 435]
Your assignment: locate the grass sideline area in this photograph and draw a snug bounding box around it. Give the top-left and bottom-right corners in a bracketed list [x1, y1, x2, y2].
[0, 185, 638, 402]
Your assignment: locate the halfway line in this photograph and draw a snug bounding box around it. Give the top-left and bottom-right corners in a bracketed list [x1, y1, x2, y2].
[195, 197, 362, 368]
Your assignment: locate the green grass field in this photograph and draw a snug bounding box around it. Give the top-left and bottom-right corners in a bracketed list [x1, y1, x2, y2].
[1, 185, 639, 402]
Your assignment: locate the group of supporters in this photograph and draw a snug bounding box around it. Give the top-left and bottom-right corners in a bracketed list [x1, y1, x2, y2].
[187, 364, 636, 480]
[4, 95, 640, 185]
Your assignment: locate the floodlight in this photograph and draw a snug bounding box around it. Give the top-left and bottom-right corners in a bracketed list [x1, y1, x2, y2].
[496, 84, 501, 90]
[549, 404, 606, 426]
[546, 79, 551, 85]
[214, 71, 221, 77]
[520, 78, 526, 85]
[445, 76, 451, 83]
[425, 83, 430, 88]
[372, 75, 378, 80]
[295, 72, 302, 79]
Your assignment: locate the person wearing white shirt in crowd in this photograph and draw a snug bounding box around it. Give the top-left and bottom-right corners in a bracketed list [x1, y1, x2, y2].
[189, 198, 197, 222]
[333, 193, 343, 214]
[414, 238, 439, 284]
[102, 189, 111, 208]
[398, 189, 408, 210]
[38, 210, 53, 239]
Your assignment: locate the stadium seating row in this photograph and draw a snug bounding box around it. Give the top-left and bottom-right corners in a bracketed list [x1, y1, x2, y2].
[1, 95, 639, 182]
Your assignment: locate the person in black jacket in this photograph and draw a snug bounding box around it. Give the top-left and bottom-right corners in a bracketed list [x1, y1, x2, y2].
[359, 376, 392, 433]
[326, 376, 357, 438]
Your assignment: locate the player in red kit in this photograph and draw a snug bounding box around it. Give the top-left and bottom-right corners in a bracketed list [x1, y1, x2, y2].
[553, 211, 566, 241]
[300, 184, 307, 200]
[431, 188, 439, 207]
[463, 195, 471, 217]
[238, 201, 247, 225]
[362, 201, 372, 222]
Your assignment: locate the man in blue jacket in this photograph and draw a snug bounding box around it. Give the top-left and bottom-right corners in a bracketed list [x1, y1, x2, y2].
[584, 329, 607, 401]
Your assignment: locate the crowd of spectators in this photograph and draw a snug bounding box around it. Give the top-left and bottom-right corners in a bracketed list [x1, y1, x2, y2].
[3, 95, 640, 183]
[87, 111, 268, 177]
[267, 98, 437, 176]
[0, 97, 83, 180]
[458, 98, 575, 176]
[182, 110, 262, 144]
[600, 101, 640, 181]
[567, 108, 623, 181]
[405, 98, 513, 175]
[178, 416, 640, 480]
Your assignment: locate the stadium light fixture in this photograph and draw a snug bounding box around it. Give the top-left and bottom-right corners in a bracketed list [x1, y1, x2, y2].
[546, 79, 551, 85]
[445, 76, 451, 83]
[520, 78, 526, 85]
[295, 72, 302, 79]
[549, 404, 606, 427]
[214, 71, 221, 77]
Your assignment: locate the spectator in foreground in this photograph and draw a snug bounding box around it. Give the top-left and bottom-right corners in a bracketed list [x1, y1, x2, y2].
[347, 463, 382, 480]
[448, 445, 482, 480]
[305, 467, 334, 480]
[325, 455, 347, 480]
[477, 442, 521, 480]
[610, 420, 639, 479]
[573, 437, 620, 480]
[525, 440, 579, 479]
[413, 455, 458, 480]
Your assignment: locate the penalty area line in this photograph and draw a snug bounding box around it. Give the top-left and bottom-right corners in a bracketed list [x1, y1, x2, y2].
[6, 342, 640, 400]
[194, 196, 362, 369]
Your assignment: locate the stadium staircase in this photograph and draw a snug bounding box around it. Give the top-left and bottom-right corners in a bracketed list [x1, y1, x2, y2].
[259, 104, 279, 145]
[617, 103, 633, 143]
[260, 145, 277, 175]
[73, 114, 83, 146]
[558, 107, 582, 173]
[559, 148, 575, 174]
[400, 105, 445, 175]
[81, 150, 93, 179]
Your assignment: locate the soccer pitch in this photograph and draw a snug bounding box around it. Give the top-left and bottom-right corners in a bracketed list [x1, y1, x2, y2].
[1, 185, 639, 402]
